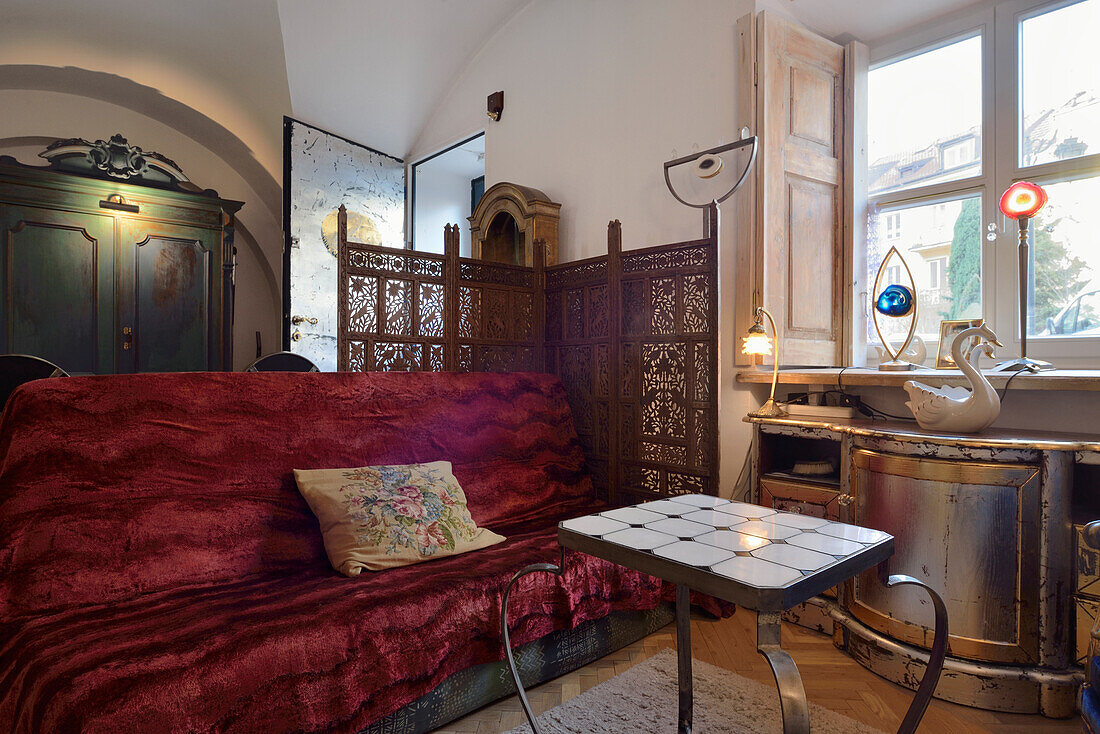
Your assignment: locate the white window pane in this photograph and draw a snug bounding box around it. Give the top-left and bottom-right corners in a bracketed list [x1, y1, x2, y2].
[867, 195, 982, 364]
[1028, 176, 1100, 337]
[869, 36, 982, 196]
[1020, 1, 1100, 167]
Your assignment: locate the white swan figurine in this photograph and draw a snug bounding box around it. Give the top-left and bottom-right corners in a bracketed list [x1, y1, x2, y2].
[903, 324, 1002, 433]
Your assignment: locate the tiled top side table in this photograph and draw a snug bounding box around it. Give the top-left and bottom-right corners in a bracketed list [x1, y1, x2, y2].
[500, 494, 949, 734]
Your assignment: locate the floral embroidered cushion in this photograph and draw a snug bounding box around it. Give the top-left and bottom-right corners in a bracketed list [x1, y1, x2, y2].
[293, 461, 505, 576]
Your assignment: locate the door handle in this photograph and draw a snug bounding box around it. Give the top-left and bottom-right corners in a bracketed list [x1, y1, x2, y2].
[291, 315, 318, 325]
[122, 326, 133, 351]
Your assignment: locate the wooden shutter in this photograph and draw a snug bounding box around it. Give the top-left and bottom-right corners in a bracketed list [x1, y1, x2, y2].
[750, 11, 846, 366]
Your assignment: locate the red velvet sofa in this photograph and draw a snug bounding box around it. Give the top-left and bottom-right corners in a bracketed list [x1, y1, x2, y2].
[0, 371, 703, 733]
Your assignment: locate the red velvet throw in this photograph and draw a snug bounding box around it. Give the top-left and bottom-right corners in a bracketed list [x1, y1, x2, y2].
[0, 371, 725, 733]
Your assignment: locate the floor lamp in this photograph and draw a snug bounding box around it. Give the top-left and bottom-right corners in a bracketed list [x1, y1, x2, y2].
[993, 181, 1054, 372]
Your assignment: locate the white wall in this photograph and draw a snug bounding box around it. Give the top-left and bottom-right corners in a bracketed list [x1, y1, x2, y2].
[412, 0, 759, 496]
[415, 168, 473, 256]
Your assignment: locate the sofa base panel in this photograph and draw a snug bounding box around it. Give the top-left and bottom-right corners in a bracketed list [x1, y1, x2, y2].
[361, 604, 675, 734]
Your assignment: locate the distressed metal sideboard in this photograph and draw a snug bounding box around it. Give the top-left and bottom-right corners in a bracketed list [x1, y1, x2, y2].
[746, 415, 1100, 718]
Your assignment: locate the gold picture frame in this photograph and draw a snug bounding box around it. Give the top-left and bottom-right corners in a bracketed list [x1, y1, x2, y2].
[935, 318, 984, 369]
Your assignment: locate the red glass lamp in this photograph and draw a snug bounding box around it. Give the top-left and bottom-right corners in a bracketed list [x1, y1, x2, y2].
[999, 181, 1048, 219]
[993, 181, 1053, 371]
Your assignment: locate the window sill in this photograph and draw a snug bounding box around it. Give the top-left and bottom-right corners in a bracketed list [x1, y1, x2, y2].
[736, 366, 1100, 392]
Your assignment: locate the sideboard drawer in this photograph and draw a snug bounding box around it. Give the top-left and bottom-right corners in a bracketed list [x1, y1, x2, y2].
[759, 475, 843, 520]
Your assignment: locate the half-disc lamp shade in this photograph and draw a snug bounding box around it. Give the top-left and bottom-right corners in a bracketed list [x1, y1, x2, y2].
[999, 181, 1048, 219]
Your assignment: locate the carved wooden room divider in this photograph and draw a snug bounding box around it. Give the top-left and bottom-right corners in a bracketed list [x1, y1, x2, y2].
[338, 204, 719, 505]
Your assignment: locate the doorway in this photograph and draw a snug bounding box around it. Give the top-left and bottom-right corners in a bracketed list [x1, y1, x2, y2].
[411, 133, 485, 256]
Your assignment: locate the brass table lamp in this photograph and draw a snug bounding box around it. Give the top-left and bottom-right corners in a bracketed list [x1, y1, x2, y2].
[743, 306, 786, 418]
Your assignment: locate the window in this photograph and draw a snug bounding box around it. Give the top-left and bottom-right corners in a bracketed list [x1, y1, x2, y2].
[929, 257, 948, 290]
[868, 196, 981, 350]
[861, 0, 1100, 367]
[868, 35, 982, 197]
[885, 212, 902, 239]
[943, 138, 977, 170]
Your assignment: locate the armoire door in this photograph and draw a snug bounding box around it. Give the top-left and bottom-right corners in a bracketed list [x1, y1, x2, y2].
[0, 203, 117, 374]
[116, 219, 220, 372]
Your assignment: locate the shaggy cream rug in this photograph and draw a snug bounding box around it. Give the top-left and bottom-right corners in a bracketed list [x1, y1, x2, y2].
[504, 648, 885, 733]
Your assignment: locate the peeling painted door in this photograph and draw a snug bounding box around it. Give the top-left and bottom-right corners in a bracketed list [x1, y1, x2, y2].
[283, 118, 405, 372]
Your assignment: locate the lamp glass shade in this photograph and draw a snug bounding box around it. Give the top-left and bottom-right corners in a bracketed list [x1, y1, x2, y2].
[999, 181, 1048, 219]
[741, 332, 773, 356]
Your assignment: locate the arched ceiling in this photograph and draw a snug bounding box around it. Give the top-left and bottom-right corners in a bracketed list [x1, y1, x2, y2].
[0, 0, 987, 166]
[276, 0, 531, 160]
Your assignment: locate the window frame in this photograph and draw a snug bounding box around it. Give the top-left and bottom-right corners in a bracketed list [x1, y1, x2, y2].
[860, 0, 1100, 367]
[993, 0, 1100, 364]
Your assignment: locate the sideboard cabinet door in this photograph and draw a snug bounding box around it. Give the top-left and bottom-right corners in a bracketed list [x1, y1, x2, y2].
[0, 204, 117, 374]
[848, 448, 1040, 665]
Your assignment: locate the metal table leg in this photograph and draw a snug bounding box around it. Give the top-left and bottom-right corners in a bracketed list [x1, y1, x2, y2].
[676, 584, 692, 734]
[500, 549, 565, 734]
[885, 574, 949, 734]
[756, 610, 811, 734]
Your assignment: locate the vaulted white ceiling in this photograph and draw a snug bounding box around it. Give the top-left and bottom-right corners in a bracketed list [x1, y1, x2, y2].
[0, 0, 986, 167]
[275, 0, 985, 160]
[276, 0, 530, 160]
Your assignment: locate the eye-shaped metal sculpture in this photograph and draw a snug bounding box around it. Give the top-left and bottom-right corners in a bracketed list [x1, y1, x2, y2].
[663, 136, 758, 209]
[873, 246, 920, 371]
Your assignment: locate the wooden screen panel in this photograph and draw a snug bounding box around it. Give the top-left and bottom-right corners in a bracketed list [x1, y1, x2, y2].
[756, 11, 845, 365]
[545, 252, 612, 501]
[339, 215, 539, 375]
[455, 255, 540, 373]
[617, 210, 719, 503]
[338, 207, 447, 372]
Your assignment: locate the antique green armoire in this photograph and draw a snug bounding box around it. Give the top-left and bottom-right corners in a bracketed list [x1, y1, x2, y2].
[0, 135, 242, 374]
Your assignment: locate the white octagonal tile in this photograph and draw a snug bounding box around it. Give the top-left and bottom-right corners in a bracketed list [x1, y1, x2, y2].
[601, 507, 666, 525]
[644, 517, 712, 539]
[603, 527, 678, 551]
[752, 543, 836, 572]
[768, 513, 829, 530]
[635, 500, 689, 516]
[711, 556, 803, 587]
[668, 494, 730, 509]
[560, 515, 629, 537]
[729, 520, 801, 541]
[817, 523, 890, 544]
[652, 540, 736, 567]
[695, 530, 770, 552]
[680, 509, 739, 528]
[786, 533, 864, 556]
[716, 502, 776, 520]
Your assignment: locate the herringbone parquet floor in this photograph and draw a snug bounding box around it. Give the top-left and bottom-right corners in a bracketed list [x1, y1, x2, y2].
[432, 610, 1080, 733]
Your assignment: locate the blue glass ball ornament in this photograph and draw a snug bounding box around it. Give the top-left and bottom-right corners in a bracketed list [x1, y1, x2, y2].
[875, 284, 914, 317]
